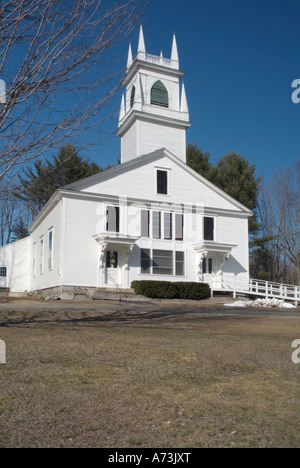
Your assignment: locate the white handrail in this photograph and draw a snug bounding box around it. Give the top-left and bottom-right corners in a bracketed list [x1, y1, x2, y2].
[207, 274, 299, 306]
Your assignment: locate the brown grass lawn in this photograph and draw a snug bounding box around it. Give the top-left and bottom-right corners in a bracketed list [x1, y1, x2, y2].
[0, 299, 300, 448]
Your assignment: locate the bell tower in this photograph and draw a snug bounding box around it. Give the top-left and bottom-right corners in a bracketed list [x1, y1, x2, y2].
[116, 26, 191, 164]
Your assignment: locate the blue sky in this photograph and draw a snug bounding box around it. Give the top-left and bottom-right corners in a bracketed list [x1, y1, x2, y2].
[84, 0, 300, 180]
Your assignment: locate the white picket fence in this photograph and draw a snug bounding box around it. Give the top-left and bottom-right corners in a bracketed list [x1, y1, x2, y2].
[208, 274, 300, 306]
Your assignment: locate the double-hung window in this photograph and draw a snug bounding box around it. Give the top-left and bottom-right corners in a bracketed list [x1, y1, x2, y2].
[141, 210, 150, 238]
[204, 217, 214, 241]
[164, 213, 172, 240]
[175, 213, 184, 241]
[40, 236, 44, 275]
[140, 249, 185, 276]
[153, 250, 173, 276]
[48, 229, 53, 270]
[153, 211, 161, 239]
[157, 170, 168, 195]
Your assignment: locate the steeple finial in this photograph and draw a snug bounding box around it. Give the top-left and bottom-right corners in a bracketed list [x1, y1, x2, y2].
[137, 25, 146, 59]
[171, 33, 179, 69]
[127, 43, 133, 70]
[180, 82, 189, 115]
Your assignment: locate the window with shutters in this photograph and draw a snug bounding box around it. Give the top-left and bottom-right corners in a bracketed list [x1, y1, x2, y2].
[141, 210, 150, 238]
[204, 217, 214, 241]
[175, 213, 184, 241]
[106, 206, 120, 233]
[151, 80, 168, 108]
[157, 170, 168, 195]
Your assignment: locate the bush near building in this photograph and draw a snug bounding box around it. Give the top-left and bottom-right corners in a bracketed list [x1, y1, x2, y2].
[131, 280, 211, 301]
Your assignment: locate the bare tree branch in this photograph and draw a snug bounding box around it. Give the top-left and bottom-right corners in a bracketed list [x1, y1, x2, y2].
[259, 160, 300, 284]
[0, 0, 147, 187]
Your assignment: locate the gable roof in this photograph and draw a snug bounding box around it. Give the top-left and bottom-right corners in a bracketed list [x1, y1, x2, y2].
[64, 148, 253, 215]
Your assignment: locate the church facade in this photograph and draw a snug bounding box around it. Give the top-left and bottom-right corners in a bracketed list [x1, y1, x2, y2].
[0, 27, 252, 296]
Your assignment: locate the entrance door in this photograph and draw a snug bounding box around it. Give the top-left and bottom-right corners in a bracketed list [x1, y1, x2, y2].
[0, 267, 8, 288]
[105, 251, 120, 286]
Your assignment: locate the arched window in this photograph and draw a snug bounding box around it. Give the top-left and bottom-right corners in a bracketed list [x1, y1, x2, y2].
[151, 81, 168, 108]
[130, 86, 136, 108]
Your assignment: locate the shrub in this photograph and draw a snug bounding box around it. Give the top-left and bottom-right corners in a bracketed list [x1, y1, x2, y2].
[131, 280, 211, 301]
[175, 282, 211, 301]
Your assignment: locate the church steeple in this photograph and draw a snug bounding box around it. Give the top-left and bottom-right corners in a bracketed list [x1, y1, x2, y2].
[116, 27, 191, 164]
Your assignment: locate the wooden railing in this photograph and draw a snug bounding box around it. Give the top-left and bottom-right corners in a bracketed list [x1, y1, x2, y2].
[208, 274, 300, 306]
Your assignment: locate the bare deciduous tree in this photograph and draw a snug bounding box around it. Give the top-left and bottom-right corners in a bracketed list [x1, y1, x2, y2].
[259, 160, 300, 285]
[0, 0, 146, 187]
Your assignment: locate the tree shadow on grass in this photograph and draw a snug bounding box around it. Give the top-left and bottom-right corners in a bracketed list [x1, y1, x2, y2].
[0, 300, 260, 329]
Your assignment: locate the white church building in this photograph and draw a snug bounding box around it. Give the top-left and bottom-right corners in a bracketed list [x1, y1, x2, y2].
[0, 27, 252, 297]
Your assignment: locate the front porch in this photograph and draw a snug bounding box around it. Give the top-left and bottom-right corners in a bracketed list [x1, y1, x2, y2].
[193, 240, 239, 293]
[94, 234, 139, 289]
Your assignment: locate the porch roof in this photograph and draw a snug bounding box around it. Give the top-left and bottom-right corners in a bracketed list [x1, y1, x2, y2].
[94, 233, 140, 247]
[193, 241, 237, 255]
